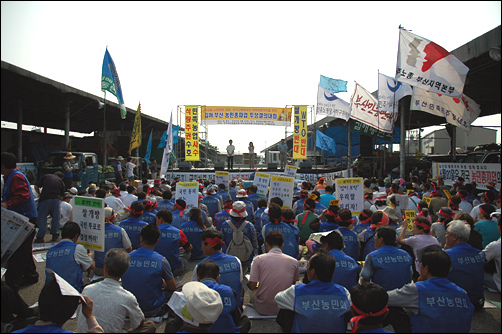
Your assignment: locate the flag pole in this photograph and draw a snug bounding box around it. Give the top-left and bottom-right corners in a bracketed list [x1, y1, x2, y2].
[397, 25, 406, 180]
[103, 91, 107, 183]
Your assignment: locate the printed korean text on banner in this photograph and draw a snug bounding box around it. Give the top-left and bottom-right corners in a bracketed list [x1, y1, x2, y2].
[396, 28, 469, 97]
[129, 103, 142, 154]
[215, 171, 230, 189]
[432, 162, 501, 189]
[176, 182, 199, 209]
[319, 75, 348, 94]
[253, 173, 270, 198]
[316, 130, 336, 156]
[351, 82, 394, 133]
[411, 89, 481, 132]
[269, 175, 294, 209]
[201, 106, 292, 126]
[404, 210, 416, 232]
[185, 106, 199, 161]
[101, 48, 126, 119]
[73, 196, 105, 251]
[284, 165, 298, 179]
[352, 121, 393, 140]
[335, 178, 363, 216]
[316, 85, 351, 121]
[160, 113, 173, 178]
[293, 106, 307, 160]
[378, 73, 413, 115]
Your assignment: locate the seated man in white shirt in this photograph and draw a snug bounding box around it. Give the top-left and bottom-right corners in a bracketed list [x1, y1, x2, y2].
[59, 192, 73, 228]
[105, 188, 127, 213]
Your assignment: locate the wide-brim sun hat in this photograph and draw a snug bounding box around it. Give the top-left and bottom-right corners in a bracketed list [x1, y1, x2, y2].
[181, 282, 223, 325]
[64, 152, 76, 160]
[230, 201, 248, 218]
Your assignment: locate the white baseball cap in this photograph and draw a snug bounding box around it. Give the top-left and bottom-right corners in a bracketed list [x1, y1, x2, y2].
[230, 201, 248, 218]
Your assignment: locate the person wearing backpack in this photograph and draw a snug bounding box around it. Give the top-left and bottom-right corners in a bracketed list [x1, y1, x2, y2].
[221, 201, 258, 275]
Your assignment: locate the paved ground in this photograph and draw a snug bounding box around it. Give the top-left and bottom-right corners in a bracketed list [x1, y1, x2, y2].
[5, 236, 502, 333]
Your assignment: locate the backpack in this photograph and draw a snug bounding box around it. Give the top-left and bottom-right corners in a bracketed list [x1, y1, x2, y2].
[226, 220, 254, 262]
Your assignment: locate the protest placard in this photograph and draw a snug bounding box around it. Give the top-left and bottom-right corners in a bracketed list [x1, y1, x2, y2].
[404, 210, 417, 232]
[269, 175, 294, 209]
[284, 165, 298, 179]
[176, 182, 199, 209]
[73, 196, 105, 251]
[1, 207, 35, 266]
[253, 172, 270, 198]
[335, 178, 363, 216]
[215, 171, 230, 189]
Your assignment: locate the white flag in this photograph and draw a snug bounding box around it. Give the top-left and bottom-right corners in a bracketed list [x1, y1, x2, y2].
[316, 85, 351, 121]
[350, 82, 394, 133]
[411, 89, 481, 132]
[378, 73, 413, 118]
[160, 113, 174, 178]
[396, 28, 469, 97]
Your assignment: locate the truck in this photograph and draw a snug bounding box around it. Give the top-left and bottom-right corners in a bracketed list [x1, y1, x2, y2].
[37, 151, 115, 193]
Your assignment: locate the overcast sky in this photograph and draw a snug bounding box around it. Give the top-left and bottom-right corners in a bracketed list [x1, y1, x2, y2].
[2, 1, 501, 154]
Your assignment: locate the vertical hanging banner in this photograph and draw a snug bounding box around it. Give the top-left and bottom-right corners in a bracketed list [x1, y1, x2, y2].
[185, 106, 199, 161]
[335, 178, 363, 216]
[128, 103, 142, 154]
[284, 165, 298, 179]
[269, 175, 294, 209]
[293, 105, 307, 160]
[175, 182, 199, 209]
[253, 172, 271, 198]
[215, 171, 230, 189]
[73, 196, 105, 251]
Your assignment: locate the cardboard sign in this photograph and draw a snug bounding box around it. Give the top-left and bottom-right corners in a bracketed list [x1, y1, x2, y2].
[393, 194, 409, 218]
[73, 196, 105, 251]
[176, 182, 199, 209]
[253, 172, 270, 198]
[335, 178, 363, 215]
[2, 207, 35, 266]
[269, 175, 294, 209]
[284, 165, 298, 178]
[443, 189, 452, 199]
[215, 171, 230, 189]
[422, 196, 432, 206]
[404, 210, 417, 232]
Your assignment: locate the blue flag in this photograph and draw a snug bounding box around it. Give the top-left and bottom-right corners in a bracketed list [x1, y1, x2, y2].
[101, 48, 126, 119]
[144, 129, 153, 163]
[158, 125, 179, 148]
[316, 130, 336, 155]
[319, 75, 347, 94]
[173, 125, 179, 144]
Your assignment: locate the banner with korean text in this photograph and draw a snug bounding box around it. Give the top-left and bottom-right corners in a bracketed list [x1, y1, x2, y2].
[284, 165, 298, 179]
[253, 172, 271, 198]
[378, 73, 413, 115]
[269, 175, 294, 209]
[185, 106, 200, 161]
[351, 83, 394, 133]
[351, 121, 393, 140]
[215, 171, 230, 189]
[201, 106, 292, 126]
[293, 105, 307, 159]
[73, 196, 105, 251]
[176, 182, 199, 209]
[316, 85, 351, 121]
[335, 177, 363, 216]
[432, 162, 501, 189]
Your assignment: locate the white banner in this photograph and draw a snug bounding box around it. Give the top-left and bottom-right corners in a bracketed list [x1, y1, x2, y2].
[73, 196, 105, 252]
[269, 175, 294, 209]
[396, 28, 469, 97]
[316, 85, 351, 121]
[432, 163, 501, 189]
[378, 73, 413, 114]
[411, 89, 481, 132]
[284, 165, 298, 179]
[215, 171, 230, 189]
[176, 182, 199, 209]
[253, 172, 271, 198]
[335, 177, 363, 215]
[351, 82, 393, 133]
[2, 207, 35, 266]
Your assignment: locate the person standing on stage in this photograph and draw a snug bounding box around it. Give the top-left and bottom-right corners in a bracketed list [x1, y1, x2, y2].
[278, 139, 288, 169]
[226, 140, 235, 170]
[248, 142, 255, 169]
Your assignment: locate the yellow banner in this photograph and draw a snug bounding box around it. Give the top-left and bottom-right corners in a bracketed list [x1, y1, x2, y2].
[293, 105, 307, 159]
[185, 105, 200, 161]
[129, 103, 141, 154]
[201, 106, 292, 126]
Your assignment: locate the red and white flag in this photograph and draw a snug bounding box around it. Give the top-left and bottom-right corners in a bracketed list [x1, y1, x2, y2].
[350, 82, 394, 133]
[396, 28, 469, 97]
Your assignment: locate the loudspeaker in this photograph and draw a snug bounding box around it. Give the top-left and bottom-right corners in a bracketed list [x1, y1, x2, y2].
[300, 160, 312, 168]
[179, 162, 192, 171]
[214, 162, 225, 171]
[267, 163, 278, 169]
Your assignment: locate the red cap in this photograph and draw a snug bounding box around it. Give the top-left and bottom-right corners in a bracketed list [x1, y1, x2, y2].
[112, 188, 121, 196]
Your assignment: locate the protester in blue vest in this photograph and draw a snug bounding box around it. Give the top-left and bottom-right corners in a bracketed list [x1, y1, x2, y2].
[214, 200, 233, 231]
[216, 183, 231, 204]
[1, 152, 39, 289]
[319, 230, 359, 291]
[311, 191, 327, 222]
[246, 185, 261, 212]
[261, 204, 300, 259]
[93, 208, 132, 278]
[444, 220, 486, 310]
[292, 190, 309, 216]
[359, 211, 389, 261]
[309, 203, 340, 233]
[61, 152, 75, 191]
[172, 199, 191, 229]
[119, 201, 148, 250]
[275, 251, 351, 333]
[360, 225, 413, 291]
[253, 198, 268, 234]
[350, 283, 392, 334]
[157, 190, 175, 212]
[387, 245, 474, 333]
[354, 209, 373, 235]
[192, 229, 244, 308]
[196, 261, 243, 333]
[45, 222, 95, 292]
[198, 193, 212, 227]
[235, 189, 255, 223]
[141, 200, 158, 225]
[201, 185, 223, 220]
[229, 180, 238, 202]
[181, 207, 209, 261]
[258, 197, 283, 230]
[121, 224, 177, 317]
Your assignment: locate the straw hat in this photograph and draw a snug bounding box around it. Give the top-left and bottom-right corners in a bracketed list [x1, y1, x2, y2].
[64, 152, 76, 160]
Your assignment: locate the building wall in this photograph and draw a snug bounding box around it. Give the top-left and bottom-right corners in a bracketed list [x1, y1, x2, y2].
[422, 127, 497, 154]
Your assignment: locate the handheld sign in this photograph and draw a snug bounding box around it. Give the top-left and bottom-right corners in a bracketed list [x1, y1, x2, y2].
[215, 171, 230, 189]
[176, 182, 199, 209]
[284, 165, 298, 179]
[330, 199, 340, 207]
[404, 210, 417, 232]
[253, 172, 270, 198]
[335, 178, 363, 216]
[443, 189, 452, 199]
[73, 196, 105, 251]
[269, 175, 294, 209]
[422, 196, 432, 206]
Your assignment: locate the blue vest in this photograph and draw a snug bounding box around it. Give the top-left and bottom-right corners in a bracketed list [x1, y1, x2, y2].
[199, 252, 243, 307]
[242, 200, 254, 222]
[368, 245, 412, 291]
[327, 249, 359, 291]
[12, 324, 72, 333]
[119, 217, 148, 250]
[201, 196, 220, 219]
[62, 160, 73, 178]
[180, 221, 206, 260]
[157, 199, 174, 212]
[121, 247, 166, 315]
[222, 220, 256, 264]
[114, 161, 122, 174]
[253, 208, 267, 233]
[262, 222, 300, 259]
[354, 222, 371, 235]
[154, 224, 182, 271]
[247, 193, 262, 212]
[319, 222, 339, 232]
[292, 280, 350, 333]
[215, 210, 231, 231]
[171, 210, 190, 229]
[2, 170, 38, 219]
[229, 188, 237, 202]
[95, 223, 124, 269]
[46, 240, 83, 291]
[216, 190, 231, 204]
[360, 227, 378, 260]
[294, 198, 306, 216]
[315, 203, 327, 222]
[202, 280, 239, 333]
[141, 211, 157, 225]
[445, 242, 485, 308]
[412, 277, 474, 333]
[338, 228, 360, 262]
